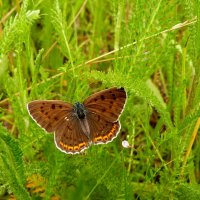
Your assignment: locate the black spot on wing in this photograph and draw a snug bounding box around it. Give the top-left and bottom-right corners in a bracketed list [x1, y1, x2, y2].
[101, 95, 105, 100]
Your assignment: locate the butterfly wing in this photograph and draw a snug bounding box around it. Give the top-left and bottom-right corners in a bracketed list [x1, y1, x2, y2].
[27, 100, 90, 154]
[83, 87, 127, 122]
[54, 116, 90, 154]
[27, 100, 73, 132]
[86, 112, 120, 145]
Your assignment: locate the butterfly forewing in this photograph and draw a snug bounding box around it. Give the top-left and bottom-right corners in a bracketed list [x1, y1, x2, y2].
[27, 100, 73, 132]
[83, 87, 126, 122]
[54, 116, 90, 154]
[87, 112, 120, 144]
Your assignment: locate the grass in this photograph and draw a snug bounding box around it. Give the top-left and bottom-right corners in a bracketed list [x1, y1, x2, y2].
[0, 0, 200, 199]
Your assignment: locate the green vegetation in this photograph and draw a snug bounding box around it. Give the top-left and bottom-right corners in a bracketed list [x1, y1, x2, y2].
[0, 0, 200, 199]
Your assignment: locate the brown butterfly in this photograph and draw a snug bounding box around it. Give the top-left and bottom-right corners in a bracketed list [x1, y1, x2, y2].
[27, 87, 127, 154]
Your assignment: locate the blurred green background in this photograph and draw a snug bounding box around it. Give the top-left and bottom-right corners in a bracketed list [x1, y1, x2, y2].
[0, 0, 200, 199]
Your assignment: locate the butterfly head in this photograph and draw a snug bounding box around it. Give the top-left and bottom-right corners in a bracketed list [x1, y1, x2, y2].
[74, 102, 86, 119]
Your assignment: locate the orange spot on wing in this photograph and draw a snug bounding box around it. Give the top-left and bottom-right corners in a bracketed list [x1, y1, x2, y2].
[93, 136, 103, 143]
[60, 141, 68, 150]
[74, 146, 79, 151]
[106, 123, 119, 140]
[108, 132, 114, 138]
[79, 142, 87, 148]
[59, 141, 88, 153]
[103, 135, 108, 141]
[68, 146, 73, 151]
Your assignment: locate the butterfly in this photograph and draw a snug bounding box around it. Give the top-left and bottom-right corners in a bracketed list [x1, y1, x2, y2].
[27, 87, 127, 154]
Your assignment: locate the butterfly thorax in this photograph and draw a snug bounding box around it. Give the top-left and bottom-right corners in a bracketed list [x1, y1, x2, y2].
[74, 102, 86, 119]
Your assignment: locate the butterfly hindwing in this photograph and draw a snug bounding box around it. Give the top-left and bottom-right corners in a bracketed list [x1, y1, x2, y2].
[86, 112, 120, 145]
[54, 115, 90, 154]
